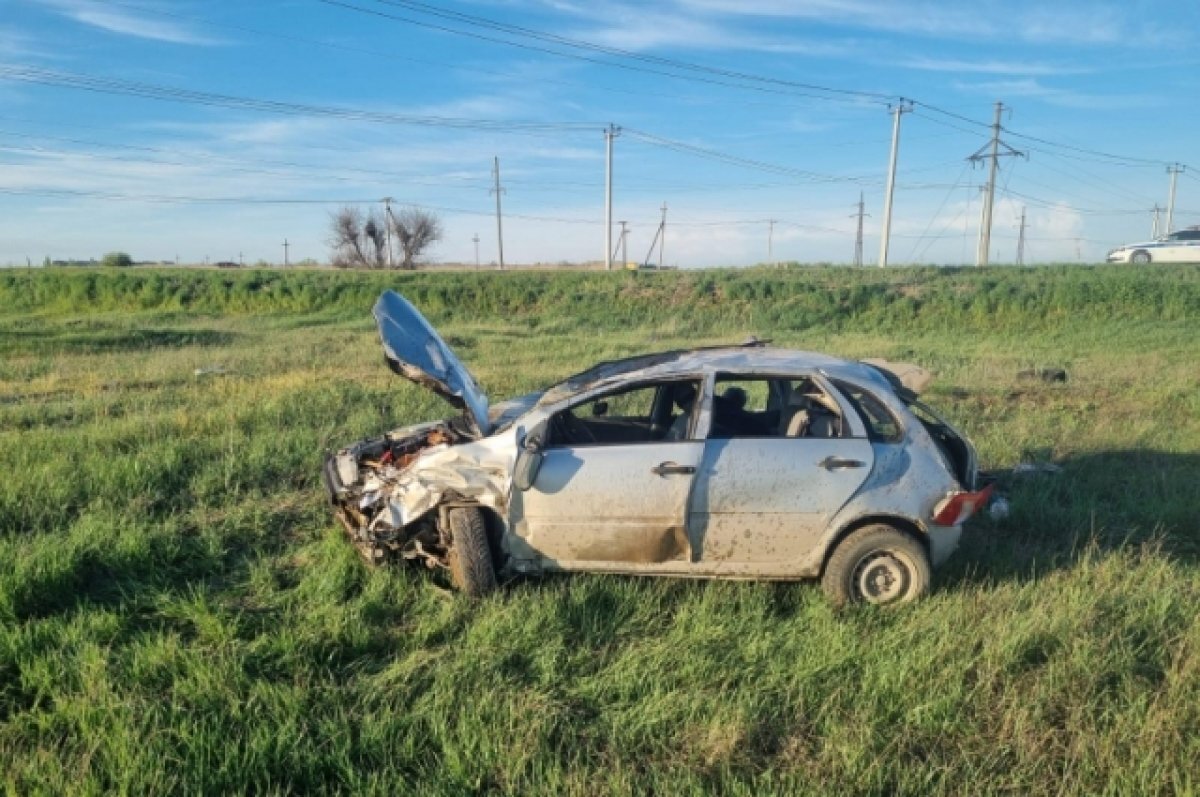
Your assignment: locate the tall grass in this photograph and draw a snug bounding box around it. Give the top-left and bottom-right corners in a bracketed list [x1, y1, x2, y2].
[1, 266, 1198, 794]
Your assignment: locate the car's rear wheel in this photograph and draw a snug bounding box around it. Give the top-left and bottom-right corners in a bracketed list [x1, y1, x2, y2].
[1131, 250, 1152, 264]
[446, 506, 497, 597]
[822, 524, 931, 608]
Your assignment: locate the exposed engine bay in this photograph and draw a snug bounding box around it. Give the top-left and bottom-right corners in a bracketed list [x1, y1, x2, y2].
[323, 422, 471, 568]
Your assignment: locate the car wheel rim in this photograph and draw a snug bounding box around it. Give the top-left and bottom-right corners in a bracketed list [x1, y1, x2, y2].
[852, 551, 912, 604]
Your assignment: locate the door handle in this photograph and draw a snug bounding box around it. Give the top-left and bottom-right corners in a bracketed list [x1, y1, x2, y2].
[817, 456, 866, 471]
[651, 462, 696, 476]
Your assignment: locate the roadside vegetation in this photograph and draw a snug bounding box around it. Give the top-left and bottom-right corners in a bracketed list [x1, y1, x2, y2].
[1, 265, 1198, 795]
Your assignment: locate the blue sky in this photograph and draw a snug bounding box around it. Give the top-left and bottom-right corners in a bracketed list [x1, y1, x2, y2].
[2, 0, 1199, 266]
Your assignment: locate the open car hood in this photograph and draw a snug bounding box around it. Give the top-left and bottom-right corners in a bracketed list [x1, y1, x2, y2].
[373, 290, 490, 438]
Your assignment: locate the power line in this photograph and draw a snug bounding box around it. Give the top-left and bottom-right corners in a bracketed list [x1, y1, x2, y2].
[320, 0, 893, 105]
[0, 65, 596, 133]
[624, 128, 873, 184]
[1, 186, 883, 231]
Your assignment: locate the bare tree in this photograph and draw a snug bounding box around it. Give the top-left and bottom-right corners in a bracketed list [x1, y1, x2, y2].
[329, 206, 389, 269]
[388, 206, 443, 270]
[330, 205, 442, 269]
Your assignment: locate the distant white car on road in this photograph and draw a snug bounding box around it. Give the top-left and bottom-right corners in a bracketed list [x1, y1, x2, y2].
[1107, 227, 1200, 263]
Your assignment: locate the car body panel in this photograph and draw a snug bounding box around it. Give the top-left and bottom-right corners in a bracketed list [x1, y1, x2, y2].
[689, 436, 875, 569]
[373, 289, 491, 437]
[511, 440, 703, 568]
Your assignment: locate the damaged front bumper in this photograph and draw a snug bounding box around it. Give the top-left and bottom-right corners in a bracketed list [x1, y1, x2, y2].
[322, 419, 512, 573]
[322, 423, 464, 567]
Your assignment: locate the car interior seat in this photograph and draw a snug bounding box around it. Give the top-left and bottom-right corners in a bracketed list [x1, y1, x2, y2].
[780, 387, 841, 438]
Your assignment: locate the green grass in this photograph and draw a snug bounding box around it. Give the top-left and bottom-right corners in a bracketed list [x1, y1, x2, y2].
[2, 265, 1199, 795]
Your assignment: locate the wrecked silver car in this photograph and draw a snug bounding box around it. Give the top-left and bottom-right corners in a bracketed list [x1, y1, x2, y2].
[322, 290, 991, 606]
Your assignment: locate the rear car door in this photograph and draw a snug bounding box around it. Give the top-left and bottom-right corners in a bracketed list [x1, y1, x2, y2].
[688, 374, 873, 575]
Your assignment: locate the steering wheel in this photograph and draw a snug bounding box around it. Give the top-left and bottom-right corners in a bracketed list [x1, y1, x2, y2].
[554, 409, 597, 444]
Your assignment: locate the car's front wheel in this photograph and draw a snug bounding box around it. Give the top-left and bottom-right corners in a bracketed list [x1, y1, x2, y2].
[822, 524, 931, 608]
[445, 506, 497, 597]
[1130, 250, 1152, 264]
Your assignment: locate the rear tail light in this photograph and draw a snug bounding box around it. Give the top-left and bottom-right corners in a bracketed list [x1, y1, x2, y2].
[932, 484, 994, 526]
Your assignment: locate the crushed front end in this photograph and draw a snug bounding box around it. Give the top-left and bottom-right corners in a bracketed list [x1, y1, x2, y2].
[322, 421, 467, 568]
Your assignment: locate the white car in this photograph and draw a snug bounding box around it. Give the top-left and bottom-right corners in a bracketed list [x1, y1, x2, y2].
[322, 291, 992, 607]
[1107, 227, 1200, 263]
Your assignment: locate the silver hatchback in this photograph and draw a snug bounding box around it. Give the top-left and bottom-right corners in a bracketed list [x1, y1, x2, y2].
[322, 291, 991, 606]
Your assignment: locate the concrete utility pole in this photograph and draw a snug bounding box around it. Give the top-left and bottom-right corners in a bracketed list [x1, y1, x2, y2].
[767, 219, 776, 265]
[968, 101, 1024, 267]
[852, 192, 869, 267]
[1166, 164, 1184, 235]
[604, 124, 621, 270]
[381, 197, 394, 268]
[1151, 205, 1163, 238]
[1016, 206, 1027, 266]
[878, 99, 911, 268]
[616, 221, 628, 267]
[282, 240, 289, 268]
[491, 157, 505, 270]
[658, 202, 667, 268]
[472, 233, 480, 267]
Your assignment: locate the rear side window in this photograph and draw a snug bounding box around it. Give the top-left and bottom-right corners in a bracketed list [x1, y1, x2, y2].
[831, 380, 903, 443]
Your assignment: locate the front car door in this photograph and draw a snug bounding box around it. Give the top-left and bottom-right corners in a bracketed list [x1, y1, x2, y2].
[688, 373, 874, 577]
[509, 378, 705, 572]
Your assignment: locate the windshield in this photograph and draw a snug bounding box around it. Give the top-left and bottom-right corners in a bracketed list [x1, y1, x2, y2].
[488, 390, 545, 433]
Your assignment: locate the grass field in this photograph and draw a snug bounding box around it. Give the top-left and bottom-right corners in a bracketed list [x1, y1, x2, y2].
[2, 265, 1199, 795]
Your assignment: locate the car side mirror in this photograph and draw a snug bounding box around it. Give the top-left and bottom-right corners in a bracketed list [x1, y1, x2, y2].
[513, 433, 544, 492]
[591, 400, 609, 417]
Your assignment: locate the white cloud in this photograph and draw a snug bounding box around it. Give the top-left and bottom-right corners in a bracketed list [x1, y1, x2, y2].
[895, 57, 1088, 77]
[649, 0, 1181, 47]
[953, 78, 1163, 110]
[0, 29, 56, 61]
[32, 0, 224, 45]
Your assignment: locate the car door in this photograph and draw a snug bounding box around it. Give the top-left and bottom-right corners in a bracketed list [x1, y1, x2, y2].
[510, 380, 704, 571]
[1172, 230, 1200, 262]
[688, 375, 874, 575]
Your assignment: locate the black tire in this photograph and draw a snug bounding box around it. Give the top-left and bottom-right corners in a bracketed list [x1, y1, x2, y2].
[1130, 250, 1152, 264]
[821, 524, 931, 608]
[446, 506, 497, 597]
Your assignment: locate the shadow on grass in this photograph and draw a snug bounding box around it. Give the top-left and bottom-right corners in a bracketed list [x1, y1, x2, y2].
[0, 327, 235, 356]
[943, 449, 1199, 588]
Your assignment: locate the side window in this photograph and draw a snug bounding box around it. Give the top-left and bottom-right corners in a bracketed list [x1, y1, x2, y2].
[545, 380, 699, 447]
[711, 375, 845, 439]
[831, 380, 903, 443]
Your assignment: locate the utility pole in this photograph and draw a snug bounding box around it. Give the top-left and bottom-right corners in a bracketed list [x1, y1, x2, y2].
[658, 202, 667, 268]
[239, 251, 244, 267]
[878, 99, 911, 268]
[472, 233, 480, 267]
[1166, 164, 1184, 235]
[604, 124, 621, 270]
[1016, 206, 1027, 266]
[491, 156, 505, 270]
[615, 221, 628, 267]
[1151, 204, 1163, 238]
[767, 219, 776, 265]
[642, 204, 668, 268]
[852, 192, 869, 267]
[381, 197, 394, 268]
[281, 240, 289, 267]
[968, 101, 1024, 267]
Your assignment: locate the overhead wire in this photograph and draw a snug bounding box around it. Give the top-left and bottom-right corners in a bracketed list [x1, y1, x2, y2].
[0, 65, 597, 133]
[320, 0, 893, 105]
